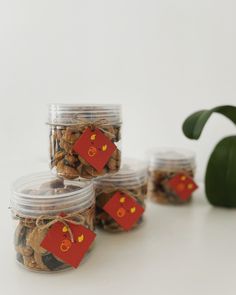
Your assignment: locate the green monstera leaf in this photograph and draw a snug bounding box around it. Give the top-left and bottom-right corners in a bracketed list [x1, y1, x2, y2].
[182, 105, 236, 207]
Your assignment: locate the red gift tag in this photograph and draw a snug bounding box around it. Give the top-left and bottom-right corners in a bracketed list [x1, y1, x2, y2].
[40, 221, 96, 268]
[167, 174, 198, 201]
[73, 127, 117, 172]
[103, 191, 144, 231]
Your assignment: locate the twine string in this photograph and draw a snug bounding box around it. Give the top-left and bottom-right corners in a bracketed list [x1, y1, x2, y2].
[12, 204, 95, 243]
[47, 117, 121, 140]
[74, 118, 116, 140]
[96, 184, 142, 201]
[36, 212, 86, 243]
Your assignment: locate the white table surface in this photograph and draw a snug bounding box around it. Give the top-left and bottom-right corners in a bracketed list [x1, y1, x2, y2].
[1, 185, 236, 295]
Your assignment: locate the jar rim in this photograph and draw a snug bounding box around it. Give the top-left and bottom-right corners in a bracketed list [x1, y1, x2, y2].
[47, 103, 122, 125]
[95, 158, 147, 187]
[149, 147, 195, 161]
[48, 103, 121, 109]
[149, 147, 196, 169]
[11, 172, 94, 216]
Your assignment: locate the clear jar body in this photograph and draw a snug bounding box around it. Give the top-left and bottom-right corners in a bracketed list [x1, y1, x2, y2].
[95, 160, 147, 232]
[148, 167, 195, 205]
[148, 148, 196, 205]
[11, 173, 95, 272]
[49, 124, 121, 179]
[48, 104, 122, 180]
[12, 205, 95, 272]
[95, 183, 147, 232]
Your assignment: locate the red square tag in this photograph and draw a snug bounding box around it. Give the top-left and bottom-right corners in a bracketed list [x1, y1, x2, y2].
[40, 221, 96, 268]
[73, 127, 117, 172]
[103, 191, 144, 231]
[166, 174, 198, 201]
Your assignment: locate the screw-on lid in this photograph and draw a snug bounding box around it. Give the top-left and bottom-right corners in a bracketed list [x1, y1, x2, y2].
[11, 172, 95, 217]
[95, 159, 147, 188]
[47, 104, 122, 126]
[149, 148, 196, 171]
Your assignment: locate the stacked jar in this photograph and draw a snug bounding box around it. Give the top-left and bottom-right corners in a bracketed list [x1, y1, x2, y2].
[48, 104, 122, 179]
[10, 104, 122, 272]
[95, 159, 147, 232]
[148, 148, 196, 205]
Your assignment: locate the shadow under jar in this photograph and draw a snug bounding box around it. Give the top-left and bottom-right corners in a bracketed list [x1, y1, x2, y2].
[95, 159, 147, 232]
[148, 148, 196, 205]
[11, 172, 95, 272]
[48, 104, 122, 180]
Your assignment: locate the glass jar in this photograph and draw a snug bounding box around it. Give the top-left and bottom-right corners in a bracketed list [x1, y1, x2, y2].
[10, 172, 95, 272]
[48, 104, 122, 180]
[148, 148, 196, 205]
[95, 159, 147, 232]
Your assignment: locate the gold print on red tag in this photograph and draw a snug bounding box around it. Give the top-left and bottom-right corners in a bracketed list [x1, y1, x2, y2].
[40, 221, 96, 269]
[60, 238, 72, 252]
[88, 146, 97, 157]
[73, 128, 117, 171]
[166, 173, 198, 201]
[103, 191, 144, 231]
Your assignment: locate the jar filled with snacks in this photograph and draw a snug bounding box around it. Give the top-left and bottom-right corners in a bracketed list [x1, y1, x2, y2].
[11, 172, 96, 272]
[48, 104, 122, 180]
[95, 159, 147, 232]
[148, 148, 197, 205]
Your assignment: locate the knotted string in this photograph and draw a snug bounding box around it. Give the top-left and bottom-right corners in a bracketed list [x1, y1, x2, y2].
[36, 212, 86, 243]
[13, 204, 95, 243]
[75, 118, 117, 140]
[96, 184, 144, 203]
[47, 117, 121, 140]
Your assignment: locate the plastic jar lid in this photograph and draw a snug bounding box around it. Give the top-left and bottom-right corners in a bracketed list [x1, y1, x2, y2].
[95, 159, 147, 188]
[47, 104, 122, 126]
[11, 172, 95, 217]
[149, 148, 196, 170]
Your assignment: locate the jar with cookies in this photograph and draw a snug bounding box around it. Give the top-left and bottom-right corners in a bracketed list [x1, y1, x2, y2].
[95, 159, 147, 232]
[148, 148, 197, 205]
[48, 104, 122, 180]
[11, 172, 96, 272]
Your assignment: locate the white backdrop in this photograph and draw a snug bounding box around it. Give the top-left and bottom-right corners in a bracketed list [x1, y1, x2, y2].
[1, 0, 236, 183]
[0, 1, 236, 294]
